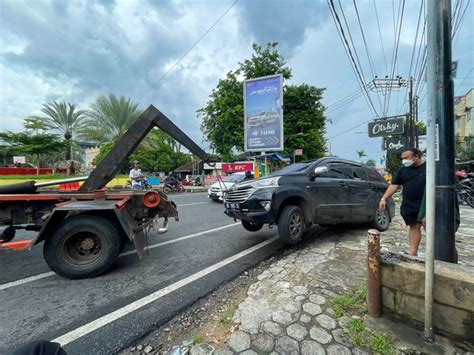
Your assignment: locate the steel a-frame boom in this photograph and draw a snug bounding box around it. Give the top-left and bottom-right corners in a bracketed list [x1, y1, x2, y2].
[80, 105, 209, 192]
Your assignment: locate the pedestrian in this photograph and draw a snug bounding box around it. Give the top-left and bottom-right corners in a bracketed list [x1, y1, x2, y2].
[129, 160, 144, 190]
[379, 148, 426, 256]
[244, 170, 253, 180]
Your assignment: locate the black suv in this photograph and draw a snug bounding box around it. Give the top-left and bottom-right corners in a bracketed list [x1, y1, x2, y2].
[224, 157, 395, 244]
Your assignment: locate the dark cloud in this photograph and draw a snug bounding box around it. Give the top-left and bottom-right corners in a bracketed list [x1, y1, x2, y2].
[236, 0, 328, 56]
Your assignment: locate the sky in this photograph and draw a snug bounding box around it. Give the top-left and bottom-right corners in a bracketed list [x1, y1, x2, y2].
[0, 0, 473, 162]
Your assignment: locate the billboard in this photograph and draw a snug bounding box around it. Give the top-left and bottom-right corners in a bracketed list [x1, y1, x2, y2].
[385, 137, 407, 155]
[244, 74, 284, 152]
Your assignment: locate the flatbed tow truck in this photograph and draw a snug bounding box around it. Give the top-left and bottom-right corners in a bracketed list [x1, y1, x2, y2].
[0, 105, 210, 279]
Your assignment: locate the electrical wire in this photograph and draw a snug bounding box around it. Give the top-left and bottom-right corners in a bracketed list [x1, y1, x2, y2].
[327, 119, 374, 141]
[353, 0, 384, 114]
[373, 0, 389, 76]
[385, 0, 405, 116]
[327, 0, 380, 117]
[138, 0, 238, 103]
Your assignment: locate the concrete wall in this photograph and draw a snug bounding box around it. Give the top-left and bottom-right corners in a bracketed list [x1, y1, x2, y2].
[380, 252, 474, 342]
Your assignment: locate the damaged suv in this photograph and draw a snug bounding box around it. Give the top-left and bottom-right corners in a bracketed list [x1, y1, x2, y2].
[224, 157, 395, 245]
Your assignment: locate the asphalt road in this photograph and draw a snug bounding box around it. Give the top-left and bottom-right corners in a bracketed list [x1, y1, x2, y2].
[0, 192, 285, 354]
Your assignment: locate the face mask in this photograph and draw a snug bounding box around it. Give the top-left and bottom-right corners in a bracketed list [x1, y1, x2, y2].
[402, 159, 414, 167]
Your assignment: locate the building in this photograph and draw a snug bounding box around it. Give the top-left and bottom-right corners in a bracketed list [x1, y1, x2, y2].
[454, 89, 474, 152]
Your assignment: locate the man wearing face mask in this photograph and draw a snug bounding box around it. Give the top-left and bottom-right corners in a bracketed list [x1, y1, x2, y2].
[379, 148, 426, 256]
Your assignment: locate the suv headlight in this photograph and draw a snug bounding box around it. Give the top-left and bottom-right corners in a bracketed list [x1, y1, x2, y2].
[240, 176, 280, 189]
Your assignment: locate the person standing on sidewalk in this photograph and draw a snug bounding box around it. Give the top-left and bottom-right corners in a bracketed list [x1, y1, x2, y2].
[379, 148, 426, 256]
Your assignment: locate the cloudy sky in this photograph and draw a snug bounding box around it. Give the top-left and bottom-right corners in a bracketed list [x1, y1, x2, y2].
[0, 0, 472, 162]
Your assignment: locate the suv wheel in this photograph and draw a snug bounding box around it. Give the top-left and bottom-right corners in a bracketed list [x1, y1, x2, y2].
[278, 205, 305, 245]
[372, 208, 390, 231]
[241, 220, 264, 232]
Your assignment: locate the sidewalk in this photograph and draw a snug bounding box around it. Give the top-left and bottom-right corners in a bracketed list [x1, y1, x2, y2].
[126, 205, 474, 354]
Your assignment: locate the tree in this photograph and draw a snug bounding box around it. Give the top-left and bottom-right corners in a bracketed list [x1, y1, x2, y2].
[356, 150, 367, 160]
[92, 129, 192, 173]
[0, 129, 64, 175]
[366, 159, 376, 168]
[81, 94, 141, 143]
[30, 101, 86, 160]
[199, 42, 328, 161]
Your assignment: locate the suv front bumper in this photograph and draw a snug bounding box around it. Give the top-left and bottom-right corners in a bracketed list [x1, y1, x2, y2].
[224, 188, 277, 223]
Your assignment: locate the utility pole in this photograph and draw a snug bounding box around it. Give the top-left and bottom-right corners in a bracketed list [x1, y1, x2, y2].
[408, 77, 416, 148]
[415, 95, 419, 149]
[434, 0, 456, 263]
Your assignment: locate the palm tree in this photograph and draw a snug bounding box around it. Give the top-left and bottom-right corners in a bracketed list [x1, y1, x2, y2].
[30, 101, 86, 160]
[80, 94, 142, 143]
[356, 150, 367, 161]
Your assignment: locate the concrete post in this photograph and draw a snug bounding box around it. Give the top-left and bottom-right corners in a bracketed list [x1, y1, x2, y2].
[367, 229, 382, 317]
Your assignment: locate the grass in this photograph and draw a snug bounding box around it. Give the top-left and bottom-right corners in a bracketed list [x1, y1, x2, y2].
[332, 283, 368, 319]
[219, 307, 236, 325]
[191, 334, 205, 344]
[332, 284, 397, 354]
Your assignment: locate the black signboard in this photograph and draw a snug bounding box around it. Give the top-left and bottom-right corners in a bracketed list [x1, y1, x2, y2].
[368, 118, 405, 137]
[385, 137, 407, 155]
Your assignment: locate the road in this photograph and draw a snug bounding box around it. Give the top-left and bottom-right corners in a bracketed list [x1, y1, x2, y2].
[0, 192, 284, 354]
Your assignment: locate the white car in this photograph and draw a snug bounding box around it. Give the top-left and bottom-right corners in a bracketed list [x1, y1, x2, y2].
[208, 172, 248, 201]
[247, 111, 279, 127]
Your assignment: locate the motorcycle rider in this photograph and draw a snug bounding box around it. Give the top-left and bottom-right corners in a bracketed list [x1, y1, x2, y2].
[129, 160, 145, 190]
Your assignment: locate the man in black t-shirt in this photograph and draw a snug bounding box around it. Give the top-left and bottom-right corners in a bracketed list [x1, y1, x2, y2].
[379, 148, 426, 256]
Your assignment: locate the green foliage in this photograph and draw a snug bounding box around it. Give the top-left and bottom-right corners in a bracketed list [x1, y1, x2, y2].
[80, 94, 141, 143]
[199, 42, 327, 160]
[456, 134, 474, 160]
[29, 101, 86, 160]
[191, 335, 205, 345]
[282, 84, 327, 161]
[366, 159, 376, 167]
[92, 129, 192, 173]
[0, 130, 65, 174]
[220, 307, 237, 325]
[332, 284, 367, 319]
[356, 150, 367, 160]
[368, 331, 396, 354]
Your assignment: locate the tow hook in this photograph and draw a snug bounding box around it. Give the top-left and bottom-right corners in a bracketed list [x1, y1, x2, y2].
[268, 223, 274, 229]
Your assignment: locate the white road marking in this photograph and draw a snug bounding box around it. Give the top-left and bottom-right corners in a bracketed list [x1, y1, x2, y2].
[0, 272, 56, 291]
[120, 223, 240, 256]
[0, 223, 240, 291]
[53, 236, 279, 346]
[177, 202, 212, 207]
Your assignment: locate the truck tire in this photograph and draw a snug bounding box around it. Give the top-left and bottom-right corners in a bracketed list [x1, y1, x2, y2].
[242, 220, 264, 232]
[43, 215, 122, 279]
[371, 208, 390, 231]
[278, 205, 305, 245]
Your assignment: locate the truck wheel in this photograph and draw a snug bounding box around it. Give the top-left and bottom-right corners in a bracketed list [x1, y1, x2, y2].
[242, 220, 264, 232]
[0, 226, 15, 243]
[278, 205, 305, 245]
[372, 208, 390, 231]
[43, 215, 122, 279]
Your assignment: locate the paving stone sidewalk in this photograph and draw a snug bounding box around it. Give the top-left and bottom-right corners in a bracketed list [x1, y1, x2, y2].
[166, 205, 474, 355]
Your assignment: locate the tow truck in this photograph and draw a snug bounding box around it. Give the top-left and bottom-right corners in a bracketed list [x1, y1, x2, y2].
[0, 105, 210, 279]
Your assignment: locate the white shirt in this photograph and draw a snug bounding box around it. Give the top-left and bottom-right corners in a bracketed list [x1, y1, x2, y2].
[129, 168, 142, 187]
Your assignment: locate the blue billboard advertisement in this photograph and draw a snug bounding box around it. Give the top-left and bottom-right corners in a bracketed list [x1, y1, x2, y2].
[244, 74, 283, 152]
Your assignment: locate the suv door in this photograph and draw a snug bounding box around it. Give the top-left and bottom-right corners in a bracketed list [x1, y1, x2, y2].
[310, 163, 351, 224]
[342, 164, 371, 222]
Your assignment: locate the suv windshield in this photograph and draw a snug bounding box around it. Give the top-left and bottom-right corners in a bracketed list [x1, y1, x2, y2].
[223, 174, 246, 183]
[270, 162, 312, 176]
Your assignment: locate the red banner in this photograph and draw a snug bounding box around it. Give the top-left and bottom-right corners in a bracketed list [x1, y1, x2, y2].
[0, 167, 54, 175]
[222, 163, 253, 173]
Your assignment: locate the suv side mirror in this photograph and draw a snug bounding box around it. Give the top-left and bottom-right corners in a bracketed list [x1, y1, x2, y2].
[311, 166, 328, 179]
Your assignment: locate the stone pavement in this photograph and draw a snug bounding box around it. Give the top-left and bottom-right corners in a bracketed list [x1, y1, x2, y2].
[157, 205, 474, 354]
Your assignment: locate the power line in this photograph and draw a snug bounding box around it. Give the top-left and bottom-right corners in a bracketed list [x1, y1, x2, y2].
[138, 0, 239, 103]
[353, 0, 384, 113]
[327, 119, 373, 141]
[327, 0, 380, 117]
[385, 0, 405, 116]
[373, 0, 389, 76]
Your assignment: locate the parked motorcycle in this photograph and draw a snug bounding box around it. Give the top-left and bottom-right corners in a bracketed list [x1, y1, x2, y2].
[163, 181, 185, 194]
[458, 173, 474, 208]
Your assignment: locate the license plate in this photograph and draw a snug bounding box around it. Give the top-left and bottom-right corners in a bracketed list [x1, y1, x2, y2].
[226, 203, 239, 210]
